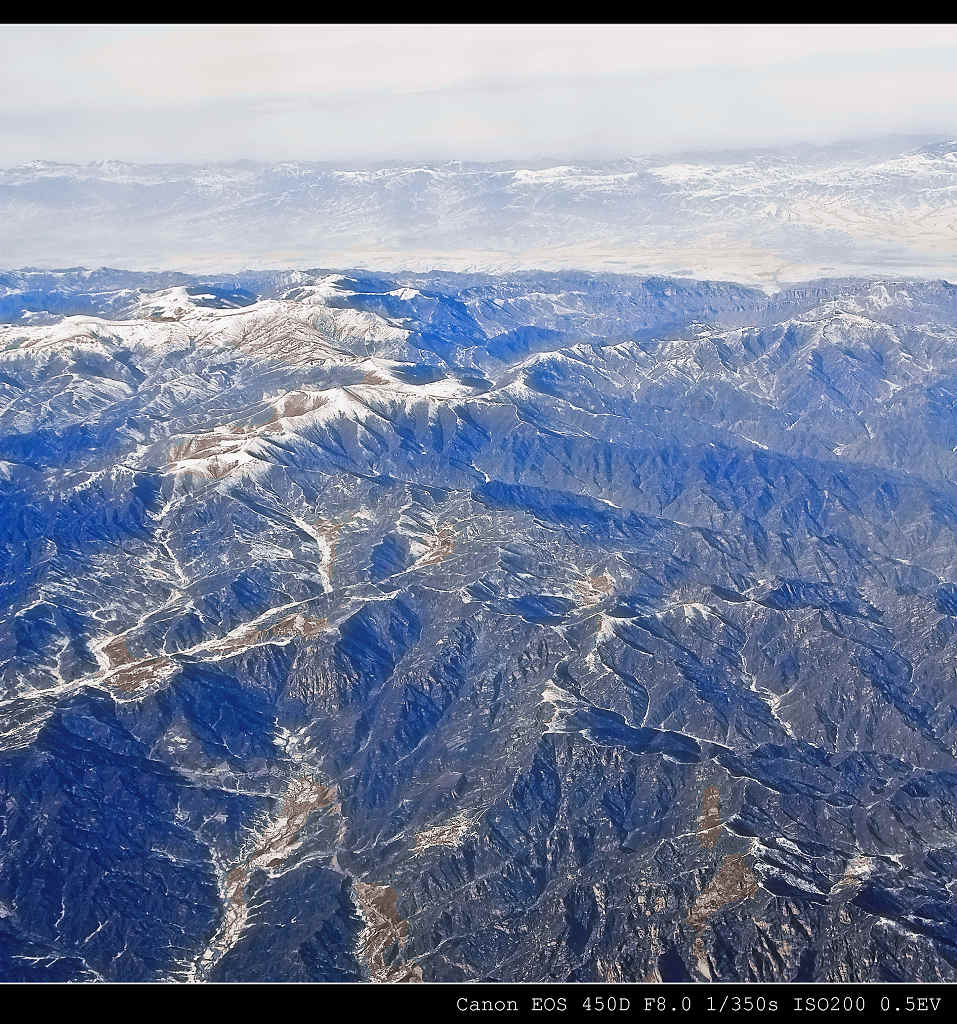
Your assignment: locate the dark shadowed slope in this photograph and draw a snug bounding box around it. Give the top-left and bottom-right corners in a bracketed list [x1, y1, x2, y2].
[2, 269, 957, 981]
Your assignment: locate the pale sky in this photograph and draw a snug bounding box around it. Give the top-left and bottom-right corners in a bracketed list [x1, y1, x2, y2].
[3, 23, 957, 164]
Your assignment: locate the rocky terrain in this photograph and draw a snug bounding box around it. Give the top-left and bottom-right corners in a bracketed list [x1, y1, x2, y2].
[2, 267, 957, 981]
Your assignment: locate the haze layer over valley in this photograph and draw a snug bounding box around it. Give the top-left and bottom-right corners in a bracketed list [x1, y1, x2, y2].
[3, 137, 957, 286]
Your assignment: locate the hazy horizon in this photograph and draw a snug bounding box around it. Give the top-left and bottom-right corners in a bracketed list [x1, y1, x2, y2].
[2, 133, 956, 287]
[3, 26, 957, 287]
[4, 25, 957, 164]
[2, 130, 952, 170]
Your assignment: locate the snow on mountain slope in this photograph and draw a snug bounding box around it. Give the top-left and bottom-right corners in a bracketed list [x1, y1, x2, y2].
[4, 269, 957, 981]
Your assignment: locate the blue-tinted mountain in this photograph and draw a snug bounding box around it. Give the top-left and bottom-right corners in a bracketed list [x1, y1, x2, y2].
[2, 269, 957, 981]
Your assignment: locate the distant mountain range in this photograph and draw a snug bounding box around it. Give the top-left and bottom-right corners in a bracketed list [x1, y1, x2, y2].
[2, 138, 956, 285]
[3, 268, 957, 980]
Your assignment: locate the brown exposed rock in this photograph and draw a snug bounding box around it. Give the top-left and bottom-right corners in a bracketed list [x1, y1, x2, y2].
[192, 776, 341, 980]
[352, 880, 423, 983]
[698, 785, 722, 849]
[361, 371, 391, 387]
[107, 656, 174, 694]
[271, 614, 329, 640]
[265, 390, 329, 423]
[100, 637, 174, 695]
[420, 526, 455, 566]
[687, 854, 759, 961]
[207, 612, 330, 656]
[102, 636, 135, 669]
[576, 570, 615, 603]
[167, 435, 233, 464]
[166, 435, 243, 480]
[314, 521, 340, 540]
[286, 391, 327, 418]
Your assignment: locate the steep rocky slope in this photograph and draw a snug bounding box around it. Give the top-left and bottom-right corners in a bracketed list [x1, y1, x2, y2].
[2, 269, 957, 981]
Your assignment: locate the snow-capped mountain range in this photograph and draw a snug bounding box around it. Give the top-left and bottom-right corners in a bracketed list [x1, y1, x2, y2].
[2, 137, 956, 286]
[3, 131, 957, 983]
[4, 267, 957, 980]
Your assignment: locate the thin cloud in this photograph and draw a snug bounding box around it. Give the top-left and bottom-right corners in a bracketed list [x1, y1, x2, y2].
[2, 24, 957, 163]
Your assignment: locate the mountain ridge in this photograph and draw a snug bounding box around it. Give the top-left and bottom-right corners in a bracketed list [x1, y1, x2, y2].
[2, 138, 956, 285]
[3, 268, 957, 980]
